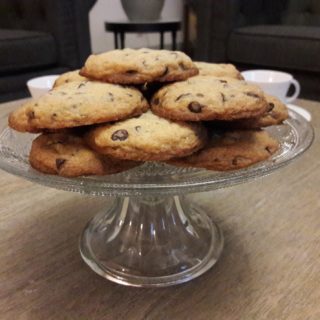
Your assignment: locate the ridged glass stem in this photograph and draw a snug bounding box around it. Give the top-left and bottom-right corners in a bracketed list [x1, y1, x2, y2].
[80, 195, 223, 286]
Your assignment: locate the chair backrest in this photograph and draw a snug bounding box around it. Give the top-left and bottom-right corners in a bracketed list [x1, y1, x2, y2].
[282, 0, 320, 26]
[235, 0, 320, 27]
[235, 0, 287, 27]
[0, 0, 48, 31]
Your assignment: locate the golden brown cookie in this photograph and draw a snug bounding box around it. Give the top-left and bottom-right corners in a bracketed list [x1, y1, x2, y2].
[195, 62, 244, 80]
[232, 94, 289, 128]
[29, 133, 140, 177]
[168, 130, 279, 171]
[151, 76, 269, 121]
[10, 80, 149, 132]
[8, 104, 41, 133]
[210, 94, 289, 129]
[53, 70, 87, 88]
[8, 104, 75, 134]
[80, 48, 198, 84]
[85, 111, 207, 161]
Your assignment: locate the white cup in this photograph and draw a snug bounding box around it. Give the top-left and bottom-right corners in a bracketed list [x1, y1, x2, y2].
[27, 75, 59, 99]
[241, 70, 300, 103]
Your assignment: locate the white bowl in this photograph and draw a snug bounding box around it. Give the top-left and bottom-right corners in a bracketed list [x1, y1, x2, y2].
[27, 75, 59, 99]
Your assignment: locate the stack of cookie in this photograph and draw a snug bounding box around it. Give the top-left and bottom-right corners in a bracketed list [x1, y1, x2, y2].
[8, 48, 288, 177]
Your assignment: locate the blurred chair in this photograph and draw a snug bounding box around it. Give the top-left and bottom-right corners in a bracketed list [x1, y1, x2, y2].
[0, 0, 96, 102]
[186, 0, 320, 100]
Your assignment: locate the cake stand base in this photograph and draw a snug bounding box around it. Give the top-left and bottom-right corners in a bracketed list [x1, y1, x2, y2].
[80, 195, 223, 287]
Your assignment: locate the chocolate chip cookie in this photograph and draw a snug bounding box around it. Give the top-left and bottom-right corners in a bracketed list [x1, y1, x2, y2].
[29, 133, 139, 177]
[53, 70, 87, 88]
[10, 80, 149, 132]
[169, 129, 279, 171]
[232, 94, 289, 128]
[195, 62, 244, 80]
[210, 94, 289, 129]
[151, 76, 269, 121]
[8, 104, 41, 133]
[85, 111, 207, 161]
[80, 48, 198, 84]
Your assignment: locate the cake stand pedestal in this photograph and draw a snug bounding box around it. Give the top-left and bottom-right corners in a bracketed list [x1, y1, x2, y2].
[0, 109, 314, 287]
[80, 195, 223, 287]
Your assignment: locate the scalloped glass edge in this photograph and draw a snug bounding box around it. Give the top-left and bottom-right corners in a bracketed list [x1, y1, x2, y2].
[0, 109, 314, 196]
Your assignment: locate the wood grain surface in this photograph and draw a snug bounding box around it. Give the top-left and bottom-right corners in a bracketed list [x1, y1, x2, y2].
[0, 99, 319, 320]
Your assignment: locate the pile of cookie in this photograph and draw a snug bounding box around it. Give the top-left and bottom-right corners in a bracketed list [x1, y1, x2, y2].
[8, 48, 288, 177]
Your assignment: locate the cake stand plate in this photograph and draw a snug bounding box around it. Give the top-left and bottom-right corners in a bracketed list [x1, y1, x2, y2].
[0, 109, 314, 287]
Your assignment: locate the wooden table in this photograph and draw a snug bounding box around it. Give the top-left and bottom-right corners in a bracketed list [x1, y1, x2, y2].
[0, 99, 319, 320]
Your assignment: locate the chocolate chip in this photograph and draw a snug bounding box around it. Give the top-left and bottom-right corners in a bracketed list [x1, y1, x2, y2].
[153, 97, 160, 105]
[77, 82, 86, 89]
[108, 92, 114, 101]
[179, 62, 188, 70]
[219, 80, 228, 84]
[246, 92, 260, 99]
[52, 113, 58, 117]
[221, 93, 227, 103]
[196, 93, 204, 97]
[175, 93, 191, 101]
[56, 158, 66, 170]
[232, 158, 238, 166]
[160, 66, 169, 77]
[135, 126, 141, 132]
[267, 102, 275, 112]
[126, 93, 133, 97]
[34, 103, 38, 107]
[232, 156, 245, 166]
[27, 111, 35, 120]
[265, 146, 273, 154]
[111, 129, 129, 141]
[126, 70, 137, 74]
[188, 101, 203, 113]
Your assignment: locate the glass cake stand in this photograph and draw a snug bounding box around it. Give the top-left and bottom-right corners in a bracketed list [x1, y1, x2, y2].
[0, 109, 314, 287]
